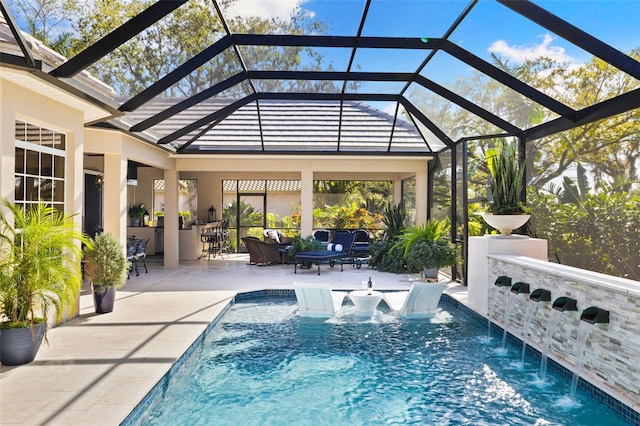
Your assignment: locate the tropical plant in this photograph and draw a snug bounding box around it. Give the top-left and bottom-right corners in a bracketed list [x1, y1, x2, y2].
[83, 233, 128, 292]
[287, 235, 323, 257]
[0, 199, 89, 329]
[406, 239, 458, 272]
[312, 202, 382, 232]
[372, 241, 406, 273]
[368, 201, 407, 269]
[486, 142, 527, 215]
[128, 203, 145, 219]
[541, 162, 609, 205]
[392, 218, 451, 257]
[528, 181, 640, 280]
[381, 200, 407, 240]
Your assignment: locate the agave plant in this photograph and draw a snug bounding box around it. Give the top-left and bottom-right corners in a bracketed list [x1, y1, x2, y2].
[486, 142, 527, 215]
[381, 200, 407, 239]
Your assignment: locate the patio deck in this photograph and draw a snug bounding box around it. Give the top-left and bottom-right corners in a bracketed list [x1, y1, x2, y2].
[0, 254, 462, 425]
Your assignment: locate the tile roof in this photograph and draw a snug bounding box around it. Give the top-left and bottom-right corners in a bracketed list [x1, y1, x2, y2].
[121, 98, 431, 154]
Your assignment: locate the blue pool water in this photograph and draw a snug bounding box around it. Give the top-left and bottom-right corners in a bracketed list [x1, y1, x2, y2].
[133, 300, 628, 425]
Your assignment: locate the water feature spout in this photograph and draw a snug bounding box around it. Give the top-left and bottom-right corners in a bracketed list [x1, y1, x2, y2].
[511, 281, 530, 294]
[494, 275, 512, 287]
[580, 307, 609, 324]
[552, 296, 578, 312]
[529, 288, 551, 302]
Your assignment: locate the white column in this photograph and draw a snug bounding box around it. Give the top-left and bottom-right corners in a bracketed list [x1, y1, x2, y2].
[163, 169, 179, 267]
[393, 176, 402, 206]
[468, 236, 548, 316]
[300, 169, 313, 237]
[103, 154, 127, 244]
[415, 167, 428, 224]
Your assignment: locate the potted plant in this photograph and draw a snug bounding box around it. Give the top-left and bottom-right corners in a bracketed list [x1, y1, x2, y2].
[0, 199, 88, 365]
[83, 233, 129, 314]
[128, 203, 145, 227]
[406, 239, 458, 279]
[392, 218, 456, 278]
[482, 141, 530, 235]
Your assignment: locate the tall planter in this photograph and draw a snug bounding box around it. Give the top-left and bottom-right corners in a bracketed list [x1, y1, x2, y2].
[0, 199, 88, 366]
[0, 323, 46, 366]
[84, 233, 129, 314]
[481, 213, 531, 236]
[93, 287, 116, 314]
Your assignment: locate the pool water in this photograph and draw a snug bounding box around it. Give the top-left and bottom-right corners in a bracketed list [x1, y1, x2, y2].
[134, 300, 627, 425]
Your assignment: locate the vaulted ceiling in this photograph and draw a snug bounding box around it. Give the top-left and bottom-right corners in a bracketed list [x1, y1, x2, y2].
[1, 0, 639, 155]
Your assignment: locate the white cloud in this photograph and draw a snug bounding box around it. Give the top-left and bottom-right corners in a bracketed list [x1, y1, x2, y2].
[488, 33, 577, 64]
[223, 0, 312, 21]
[382, 102, 397, 116]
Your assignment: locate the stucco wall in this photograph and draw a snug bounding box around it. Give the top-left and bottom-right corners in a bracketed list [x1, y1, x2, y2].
[487, 255, 640, 410]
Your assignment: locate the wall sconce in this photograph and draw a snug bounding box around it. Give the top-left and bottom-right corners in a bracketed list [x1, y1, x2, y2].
[95, 174, 104, 191]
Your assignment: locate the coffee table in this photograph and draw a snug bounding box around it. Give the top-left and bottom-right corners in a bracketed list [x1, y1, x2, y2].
[349, 290, 383, 314]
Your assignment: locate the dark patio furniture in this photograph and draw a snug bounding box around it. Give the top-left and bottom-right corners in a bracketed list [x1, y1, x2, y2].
[200, 219, 231, 260]
[351, 229, 372, 266]
[126, 238, 142, 278]
[294, 231, 356, 275]
[242, 236, 281, 266]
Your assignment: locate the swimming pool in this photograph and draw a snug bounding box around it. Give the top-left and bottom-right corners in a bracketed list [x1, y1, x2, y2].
[130, 298, 629, 425]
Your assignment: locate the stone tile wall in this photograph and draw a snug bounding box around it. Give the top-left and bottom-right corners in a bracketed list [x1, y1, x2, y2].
[487, 255, 640, 411]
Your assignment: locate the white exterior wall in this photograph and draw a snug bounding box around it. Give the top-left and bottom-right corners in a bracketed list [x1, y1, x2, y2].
[0, 77, 85, 221]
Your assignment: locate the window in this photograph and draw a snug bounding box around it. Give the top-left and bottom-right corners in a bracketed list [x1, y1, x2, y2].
[14, 121, 66, 212]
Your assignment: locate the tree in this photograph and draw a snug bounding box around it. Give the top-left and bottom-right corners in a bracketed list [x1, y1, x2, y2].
[61, 0, 346, 98]
[409, 49, 640, 190]
[8, 0, 77, 49]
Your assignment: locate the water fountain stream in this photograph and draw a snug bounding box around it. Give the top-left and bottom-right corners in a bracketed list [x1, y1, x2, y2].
[539, 297, 578, 380]
[521, 289, 551, 366]
[501, 282, 530, 349]
[570, 307, 609, 398]
[489, 276, 512, 338]
[570, 321, 591, 398]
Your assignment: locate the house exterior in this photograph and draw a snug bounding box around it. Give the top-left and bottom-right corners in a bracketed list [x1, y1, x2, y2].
[0, 19, 432, 268]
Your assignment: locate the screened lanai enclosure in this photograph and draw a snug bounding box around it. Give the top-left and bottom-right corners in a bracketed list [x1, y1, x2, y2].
[1, 0, 639, 281]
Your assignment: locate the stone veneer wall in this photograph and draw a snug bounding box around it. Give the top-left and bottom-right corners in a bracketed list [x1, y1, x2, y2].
[487, 255, 640, 411]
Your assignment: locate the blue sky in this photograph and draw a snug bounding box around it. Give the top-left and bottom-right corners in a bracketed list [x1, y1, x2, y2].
[228, 0, 639, 66]
[223, 0, 639, 105]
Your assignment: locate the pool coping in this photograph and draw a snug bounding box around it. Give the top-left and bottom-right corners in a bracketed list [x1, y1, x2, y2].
[121, 290, 640, 426]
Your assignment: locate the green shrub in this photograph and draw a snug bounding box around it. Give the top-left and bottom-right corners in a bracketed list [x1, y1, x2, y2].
[406, 240, 458, 272]
[83, 233, 128, 292]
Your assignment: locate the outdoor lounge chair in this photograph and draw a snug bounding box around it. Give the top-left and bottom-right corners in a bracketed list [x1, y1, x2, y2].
[382, 281, 447, 318]
[294, 282, 348, 317]
[242, 236, 281, 266]
[313, 229, 331, 243]
[294, 231, 356, 275]
[351, 229, 371, 256]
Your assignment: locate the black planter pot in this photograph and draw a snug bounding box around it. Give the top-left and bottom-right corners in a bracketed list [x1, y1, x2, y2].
[93, 286, 116, 314]
[0, 322, 46, 366]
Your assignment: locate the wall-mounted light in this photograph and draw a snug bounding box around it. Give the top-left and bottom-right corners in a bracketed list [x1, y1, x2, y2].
[95, 175, 104, 191]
